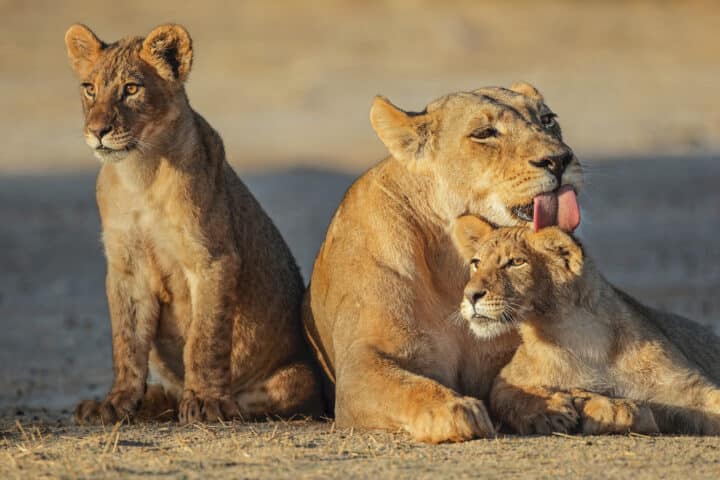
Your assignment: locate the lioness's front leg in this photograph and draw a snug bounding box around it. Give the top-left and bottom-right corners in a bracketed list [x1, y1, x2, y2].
[178, 259, 241, 423]
[336, 343, 494, 443]
[76, 268, 159, 424]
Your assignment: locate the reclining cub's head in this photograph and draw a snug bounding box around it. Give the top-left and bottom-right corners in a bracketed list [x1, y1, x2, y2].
[452, 215, 584, 339]
[64, 24, 193, 162]
[370, 84, 583, 231]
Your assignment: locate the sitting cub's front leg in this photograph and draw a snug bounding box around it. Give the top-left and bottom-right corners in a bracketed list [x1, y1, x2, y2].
[490, 376, 579, 435]
[75, 269, 159, 425]
[178, 260, 241, 423]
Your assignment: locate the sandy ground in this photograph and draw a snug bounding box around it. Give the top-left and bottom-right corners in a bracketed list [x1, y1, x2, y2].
[1, 154, 719, 478]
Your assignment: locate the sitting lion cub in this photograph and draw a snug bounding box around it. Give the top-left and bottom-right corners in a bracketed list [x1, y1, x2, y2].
[65, 24, 322, 424]
[453, 216, 720, 435]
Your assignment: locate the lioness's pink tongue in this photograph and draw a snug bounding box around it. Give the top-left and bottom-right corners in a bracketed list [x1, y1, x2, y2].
[557, 186, 580, 232]
[532, 186, 580, 232]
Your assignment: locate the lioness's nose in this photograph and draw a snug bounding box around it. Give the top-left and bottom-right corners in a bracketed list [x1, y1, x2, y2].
[529, 151, 573, 180]
[89, 124, 113, 140]
[464, 287, 487, 306]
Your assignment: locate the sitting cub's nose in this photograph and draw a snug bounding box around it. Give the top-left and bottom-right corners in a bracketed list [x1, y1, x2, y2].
[465, 287, 487, 306]
[89, 124, 113, 140]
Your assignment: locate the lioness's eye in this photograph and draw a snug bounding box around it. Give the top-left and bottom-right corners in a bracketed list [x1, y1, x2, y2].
[507, 258, 527, 268]
[541, 113, 557, 128]
[82, 83, 95, 98]
[469, 127, 498, 141]
[470, 258, 480, 270]
[124, 83, 141, 96]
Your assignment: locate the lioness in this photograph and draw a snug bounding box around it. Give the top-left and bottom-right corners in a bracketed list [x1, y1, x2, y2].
[303, 84, 583, 442]
[65, 24, 322, 424]
[454, 216, 720, 435]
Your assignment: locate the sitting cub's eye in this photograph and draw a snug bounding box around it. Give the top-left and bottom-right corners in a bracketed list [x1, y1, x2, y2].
[124, 83, 141, 96]
[541, 113, 557, 128]
[469, 127, 498, 141]
[506, 257, 527, 268]
[82, 83, 95, 98]
[470, 258, 480, 270]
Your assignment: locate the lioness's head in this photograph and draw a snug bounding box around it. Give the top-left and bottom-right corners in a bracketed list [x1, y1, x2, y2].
[370, 84, 583, 231]
[452, 215, 584, 338]
[64, 24, 193, 162]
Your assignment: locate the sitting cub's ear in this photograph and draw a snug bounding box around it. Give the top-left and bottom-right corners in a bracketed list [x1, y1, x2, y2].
[453, 215, 494, 260]
[65, 24, 105, 78]
[370, 96, 432, 162]
[510, 82, 544, 102]
[529, 227, 583, 276]
[141, 24, 193, 82]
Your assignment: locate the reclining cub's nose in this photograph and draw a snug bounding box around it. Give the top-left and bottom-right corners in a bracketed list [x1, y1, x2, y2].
[465, 287, 487, 305]
[529, 151, 573, 180]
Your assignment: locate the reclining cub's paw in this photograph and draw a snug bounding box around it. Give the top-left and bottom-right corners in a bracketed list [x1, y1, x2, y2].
[408, 396, 495, 443]
[511, 391, 579, 435]
[74, 390, 142, 425]
[179, 390, 242, 424]
[574, 394, 659, 435]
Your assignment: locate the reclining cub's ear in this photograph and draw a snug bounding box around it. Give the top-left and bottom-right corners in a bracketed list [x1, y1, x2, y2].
[453, 215, 494, 259]
[529, 227, 583, 276]
[65, 24, 105, 78]
[141, 24, 193, 82]
[370, 96, 431, 162]
[510, 82, 544, 102]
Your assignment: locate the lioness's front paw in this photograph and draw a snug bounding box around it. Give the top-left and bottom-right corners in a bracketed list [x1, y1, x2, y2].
[408, 396, 495, 443]
[510, 391, 579, 435]
[178, 390, 242, 424]
[574, 394, 659, 435]
[74, 390, 142, 425]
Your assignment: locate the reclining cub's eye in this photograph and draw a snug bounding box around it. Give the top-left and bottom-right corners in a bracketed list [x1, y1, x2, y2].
[507, 258, 527, 268]
[82, 83, 95, 98]
[124, 83, 141, 96]
[469, 127, 498, 141]
[541, 113, 557, 128]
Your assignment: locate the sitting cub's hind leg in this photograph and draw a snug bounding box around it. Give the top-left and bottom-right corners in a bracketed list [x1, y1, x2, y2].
[235, 361, 325, 420]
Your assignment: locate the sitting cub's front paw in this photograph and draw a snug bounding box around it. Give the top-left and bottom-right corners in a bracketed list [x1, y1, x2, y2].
[178, 390, 242, 424]
[510, 391, 579, 435]
[408, 396, 495, 443]
[573, 393, 659, 435]
[74, 389, 142, 425]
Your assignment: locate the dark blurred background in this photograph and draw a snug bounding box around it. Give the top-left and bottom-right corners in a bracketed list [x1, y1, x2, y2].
[0, 0, 718, 413]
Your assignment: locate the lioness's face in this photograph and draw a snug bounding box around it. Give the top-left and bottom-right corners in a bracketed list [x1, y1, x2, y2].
[370, 84, 583, 231]
[64, 24, 193, 163]
[453, 216, 583, 339]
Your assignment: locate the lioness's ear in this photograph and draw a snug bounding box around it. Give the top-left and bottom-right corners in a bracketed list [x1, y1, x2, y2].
[141, 24, 193, 82]
[453, 215, 494, 259]
[65, 24, 104, 78]
[529, 227, 583, 276]
[510, 82, 544, 102]
[370, 96, 431, 161]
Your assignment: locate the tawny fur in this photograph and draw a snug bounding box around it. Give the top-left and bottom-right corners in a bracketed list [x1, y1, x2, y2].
[303, 84, 584, 443]
[454, 217, 720, 435]
[65, 24, 323, 425]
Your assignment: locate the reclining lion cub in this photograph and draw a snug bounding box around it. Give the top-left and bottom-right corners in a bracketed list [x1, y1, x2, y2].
[454, 216, 720, 435]
[303, 83, 584, 442]
[65, 24, 322, 424]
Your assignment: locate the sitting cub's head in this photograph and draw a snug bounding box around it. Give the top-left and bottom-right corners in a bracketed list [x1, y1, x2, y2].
[369, 84, 583, 231]
[64, 24, 193, 162]
[452, 215, 585, 339]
